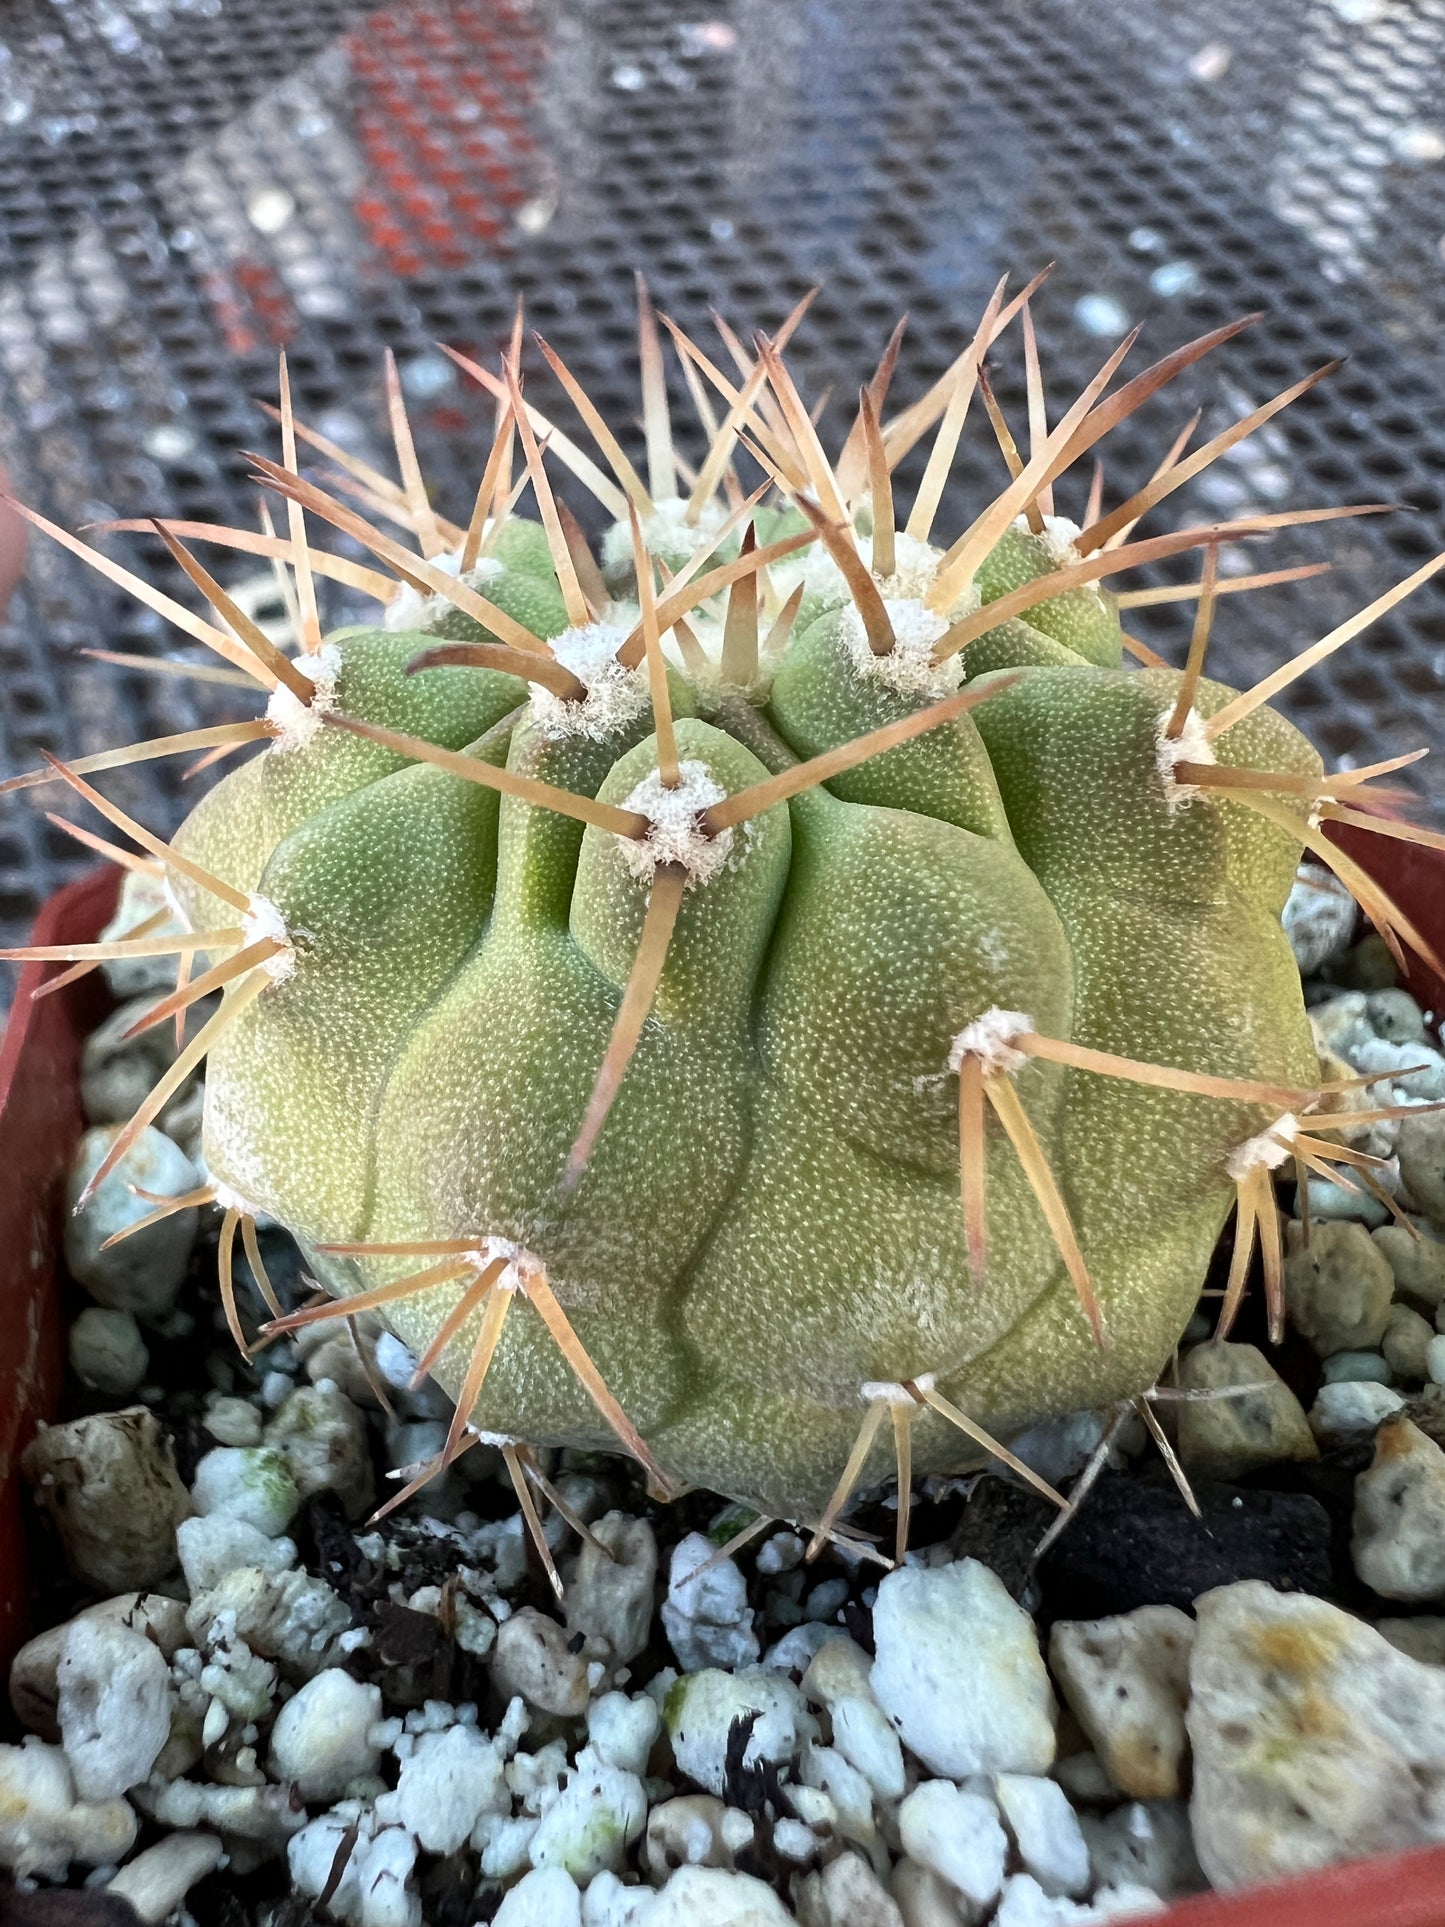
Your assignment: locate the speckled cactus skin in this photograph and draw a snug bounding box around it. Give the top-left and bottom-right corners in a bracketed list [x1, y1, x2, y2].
[166, 491, 1320, 1524]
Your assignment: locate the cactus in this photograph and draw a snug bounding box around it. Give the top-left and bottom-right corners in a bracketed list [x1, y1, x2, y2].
[6, 283, 1443, 1550]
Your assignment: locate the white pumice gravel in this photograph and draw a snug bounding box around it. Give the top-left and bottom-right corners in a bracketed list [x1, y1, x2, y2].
[663, 1532, 761, 1670]
[22, 966, 1445, 1923]
[56, 1614, 175, 1799]
[1351, 1414, 1445, 1601]
[664, 1667, 818, 1798]
[384, 1718, 509, 1852]
[267, 1668, 383, 1800]
[870, 1560, 1057, 1778]
[103, 1829, 227, 1922]
[190, 1443, 302, 1536]
[63, 1124, 202, 1317]
[495, 1864, 586, 1925]
[1282, 863, 1357, 973]
[801, 1636, 905, 1801]
[1077, 1800, 1202, 1901]
[289, 1802, 422, 1927]
[644, 1793, 734, 1877]
[529, 1748, 648, 1878]
[494, 1605, 594, 1716]
[570, 1513, 660, 1669]
[22, 1407, 191, 1594]
[897, 1779, 1009, 1913]
[67, 1305, 150, 1396]
[588, 1690, 662, 1776]
[1048, 1608, 1193, 1801]
[8, 1594, 188, 1743]
[176, 1512, 297, 1592]
[0, 1737, 139, 1878]
[995, 1774, 1092, 1898]
[266, 1379, 376, 1519]
[1308, 1377, 1407, 1440]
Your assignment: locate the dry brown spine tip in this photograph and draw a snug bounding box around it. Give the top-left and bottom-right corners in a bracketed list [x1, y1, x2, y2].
[403, 642, 588, 705]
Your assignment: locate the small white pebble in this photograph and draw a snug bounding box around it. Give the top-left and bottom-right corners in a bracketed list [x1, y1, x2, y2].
[104, 1831, 225, 1924]
[898, 1780, 1008, 1911]
[787, 1784, 835, 1833]
[495, 1866, 583, 1927]
[763, 1624, 834, 1675]
[587, 1692, 661, 1777]
[190, 1446, 299, 1537]
[201, 1698, 229, 1750]
[831, 1696, 906, 1801]
[176, 1514, 296, 1593]
[202, 1397, 263, 1448]
[385, 1723, 508, 1855]
[803, 1578, 849, 1622]
[1309, 1380, 1407, 1440]
[58, 1619, 173, 1801]
[719, 1807, 756, 1855]
[664, 1669, 816, 1798]
[662, 1534, 759, 1672]
[0, 1737, 138, 1879]
[995, 1774, 1091, 1898]
[994, 1872, 1096, 1927]
[771, 1816, 817, 1863]
[580, 1870, 658, 1925]
[756, 1533, 804, 1576]
[871, 1561, 1057, 1778]
[529, 1749, 647, 1880]
[478, 1812, 540, 1880]
[267, 1670, 383, 1802]
[67, 1308, 149, 1398]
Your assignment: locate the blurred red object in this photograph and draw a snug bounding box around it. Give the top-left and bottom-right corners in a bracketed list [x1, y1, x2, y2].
[1326, 815, 1445, 1021]
[1160, 1840, 1445, 1926]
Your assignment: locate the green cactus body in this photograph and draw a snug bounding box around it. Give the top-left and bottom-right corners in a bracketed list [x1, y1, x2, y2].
[171, 506, 1319, 1522]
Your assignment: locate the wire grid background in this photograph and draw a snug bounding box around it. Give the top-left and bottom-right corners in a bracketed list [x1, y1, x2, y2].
[0, 0, 1442, 963]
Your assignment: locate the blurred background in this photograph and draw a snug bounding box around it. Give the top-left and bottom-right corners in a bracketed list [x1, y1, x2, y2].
[0, 0, 1441, 959]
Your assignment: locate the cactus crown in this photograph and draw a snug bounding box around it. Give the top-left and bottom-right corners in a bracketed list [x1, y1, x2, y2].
[6, 273, 1443, 1560]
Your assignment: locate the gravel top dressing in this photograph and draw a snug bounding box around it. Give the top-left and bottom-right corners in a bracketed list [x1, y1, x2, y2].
[3, 865, 1445, 1927]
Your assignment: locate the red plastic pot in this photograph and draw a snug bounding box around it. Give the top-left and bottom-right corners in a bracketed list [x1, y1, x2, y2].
[3, 855, 1445, 1924]
[0, 866, 118, 1684]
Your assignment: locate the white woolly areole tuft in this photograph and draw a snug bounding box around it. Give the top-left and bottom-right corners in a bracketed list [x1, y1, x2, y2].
[619, 760, 734, 886]
[264, 643, 341, 753]
[210, 1179, 261, 1217]
[786, 531, 978, 625]
[1155, 705, 1217, 812]
[1017, 513, 1084, 568]
[601, 495, 728, 575]
[529, 622, 649, 740]
[381, 547, 504, 635]
[1225, 1114, 1299, 1180]
[839, 596, 963, 700]
[241, 893, 296, 983]
[382, 546, 505, 633]
[869, 531, 947, 602]
[948, 1007, 1034, 1077]
[859, 1379, 915, 1407]
[464, 1235, 541, 1294]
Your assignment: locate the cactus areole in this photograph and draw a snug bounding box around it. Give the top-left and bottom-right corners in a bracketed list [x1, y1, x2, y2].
[11, 282, 1442, 1542]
